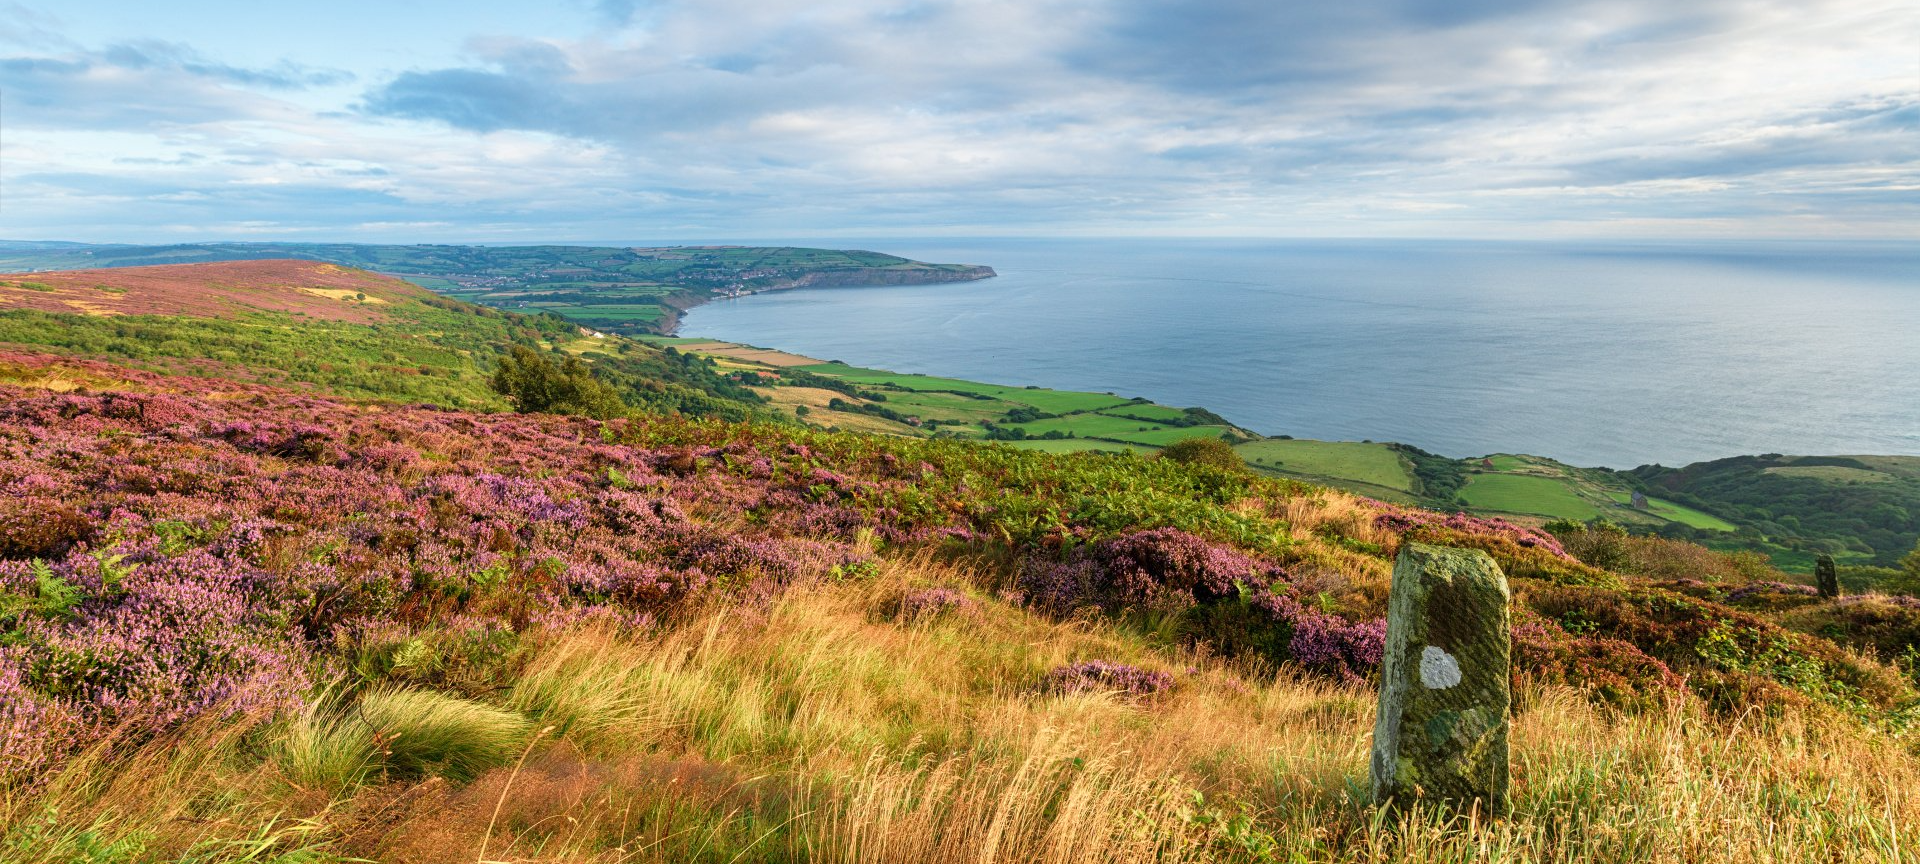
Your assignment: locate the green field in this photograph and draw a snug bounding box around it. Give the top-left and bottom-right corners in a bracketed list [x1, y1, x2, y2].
[798, 363, 1133, 414]
[1001, 439, 1156, 455]
[880, 390, 1028, 423]
[1606, 491, 1738, 531]
[1763, 465, 1898, 483]
[1102, 425, 1238, 447]
[1484, 454, 1530, 472]
[631, 335, 719, 346]
[1006, 413, 1183, 441]
[1096, 403, 1191, 423]
[1234, 440, 1416, 492]
[1460, 474, 1602, 520]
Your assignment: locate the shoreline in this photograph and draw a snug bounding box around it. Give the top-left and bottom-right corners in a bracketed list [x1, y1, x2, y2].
[641, 330, 1916, 571]
[656, 264, 997, 336]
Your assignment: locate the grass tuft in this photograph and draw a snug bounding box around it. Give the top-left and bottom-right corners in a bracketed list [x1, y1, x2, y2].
[355, 688, 531, 783]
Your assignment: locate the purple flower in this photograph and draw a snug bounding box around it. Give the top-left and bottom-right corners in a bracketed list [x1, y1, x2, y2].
[1044, 660, 1174, 698]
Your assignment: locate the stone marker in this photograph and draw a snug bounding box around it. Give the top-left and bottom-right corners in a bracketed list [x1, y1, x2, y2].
[1816, 554, 1840, 599]
[1371, 542, 1511, 817]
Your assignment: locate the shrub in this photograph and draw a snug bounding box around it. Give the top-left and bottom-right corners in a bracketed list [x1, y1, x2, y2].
[1044, 660, 1173, 698]
[0, 499, 93, 560]
[893, 587, 979, 621]
[1156, 437, 1245, 473]
[490, 345, 629, 420]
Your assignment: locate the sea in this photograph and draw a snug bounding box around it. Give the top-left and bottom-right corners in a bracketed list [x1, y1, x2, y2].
[675, 238, 1920, 468]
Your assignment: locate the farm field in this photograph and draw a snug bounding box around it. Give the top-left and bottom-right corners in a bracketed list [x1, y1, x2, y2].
[1101, 424, 1239, 446]
[1002, 438, 1156, 454]
[1605, 491, 1738, 531]
[1005, 412, 1192, 441]
[1461, 473, 1603, 521]
[1096, 403, 1191, 422]
[879, 389, 1027, 423]
[1234, 439, 1416, 492]
[795, 362, 1135, 414]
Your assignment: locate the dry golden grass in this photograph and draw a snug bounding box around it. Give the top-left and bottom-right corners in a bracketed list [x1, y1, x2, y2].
[5, 555, 1917, 863]
[752, 384, 925, 436]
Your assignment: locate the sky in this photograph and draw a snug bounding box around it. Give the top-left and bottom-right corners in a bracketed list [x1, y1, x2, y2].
[1, 0, 1915, 243]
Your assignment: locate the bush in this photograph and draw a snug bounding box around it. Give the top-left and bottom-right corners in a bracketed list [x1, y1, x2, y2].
[1156, 437, 1245, 473]
[490, 345, 630, 420]
[1044, 660, 1173, 698]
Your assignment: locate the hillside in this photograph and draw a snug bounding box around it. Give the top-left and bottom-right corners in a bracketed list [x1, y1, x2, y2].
[1, 260, 1918, 861]
[0, 241, 997, 337]
[642, 336, 1920, 578]
[3, 335, 1920, 860]
[13, 249, 1907, 577]
[1634, 454, 1920, 567]
[0, 259, 767, 421]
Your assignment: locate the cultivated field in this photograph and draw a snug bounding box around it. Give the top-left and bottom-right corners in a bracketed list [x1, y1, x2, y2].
[1235, 440, 1417, 492]
[1461, 473, 1604, 521]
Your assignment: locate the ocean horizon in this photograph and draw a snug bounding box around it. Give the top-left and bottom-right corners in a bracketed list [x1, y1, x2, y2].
[677, 237, 1920, 469]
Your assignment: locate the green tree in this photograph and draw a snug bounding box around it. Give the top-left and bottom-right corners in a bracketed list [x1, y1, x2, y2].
[1896, 538, 1920, 594]
[1157, 437, 1246, 473]
[489, 345, 629, 420]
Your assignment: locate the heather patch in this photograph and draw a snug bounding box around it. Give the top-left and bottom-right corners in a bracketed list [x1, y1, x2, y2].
[0, 350, 1910, 792]
[893, 587, 979, 621]
[1044, 660, 1175, 698]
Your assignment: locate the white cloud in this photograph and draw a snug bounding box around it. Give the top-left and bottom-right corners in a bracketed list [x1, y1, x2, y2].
[1, 0, 1914, 240]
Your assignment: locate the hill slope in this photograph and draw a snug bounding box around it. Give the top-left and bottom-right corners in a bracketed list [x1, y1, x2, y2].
[0, 259, 767, 420]
[2, 346, 1918, 861]
[0, 241, 998, 336]
[2, 260, 1919, 861]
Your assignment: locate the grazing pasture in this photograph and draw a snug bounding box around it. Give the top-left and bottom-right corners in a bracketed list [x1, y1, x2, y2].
[1235, 440, 1416, 492]
[796, 362, 1135, 414]
[1605, 491, 1738, 531]
[1461, 473, 1604, 520]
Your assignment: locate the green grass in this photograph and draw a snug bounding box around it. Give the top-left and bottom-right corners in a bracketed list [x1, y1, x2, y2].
[1606, 491, 1738, 531]
[356, 687, 532, 783]
[797, 363, 1132, 414]
[1460, 473, 1603, 520]
[1000, 438, 1157, 455]
[1096, 403, 1190, 422]
[275, 691, 379, 791]
[874, 389, 1027, 423]
[1102, 425, 1238, 447]
[1006, 413, 1182, 441]
[1234, 440, 1416, 492]
[573, 305, 666, 321]
[1762, 466, 1897, 483]
[632, 335, 720, 346]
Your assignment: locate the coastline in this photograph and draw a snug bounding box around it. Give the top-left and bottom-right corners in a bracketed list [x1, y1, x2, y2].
[640, 328, 1917, 572]
[655, 264, 997, 335]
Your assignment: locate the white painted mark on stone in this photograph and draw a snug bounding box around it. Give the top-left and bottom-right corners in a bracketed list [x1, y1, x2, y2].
[1419, 646, 1462, 689]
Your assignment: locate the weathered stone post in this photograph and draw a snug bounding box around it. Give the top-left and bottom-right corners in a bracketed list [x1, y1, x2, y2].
[1816, 554, 1840, 599]
[1371, 543, 1511, 817]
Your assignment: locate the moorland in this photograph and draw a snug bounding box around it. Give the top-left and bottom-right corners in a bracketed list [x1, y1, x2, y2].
[1, 258, 1919, 862]
[8, 241, 1910, 583]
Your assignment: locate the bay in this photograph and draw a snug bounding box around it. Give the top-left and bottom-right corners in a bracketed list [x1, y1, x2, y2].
[678, 238, 1920, 468]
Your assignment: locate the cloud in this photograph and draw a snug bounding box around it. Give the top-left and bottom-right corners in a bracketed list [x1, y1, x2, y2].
[3, 0, 1917, 239]
[0, 39, 351, 130]
[98, 40, 353, 90]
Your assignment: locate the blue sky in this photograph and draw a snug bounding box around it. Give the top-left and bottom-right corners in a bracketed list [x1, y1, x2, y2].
[2, 0, 1914, 242]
